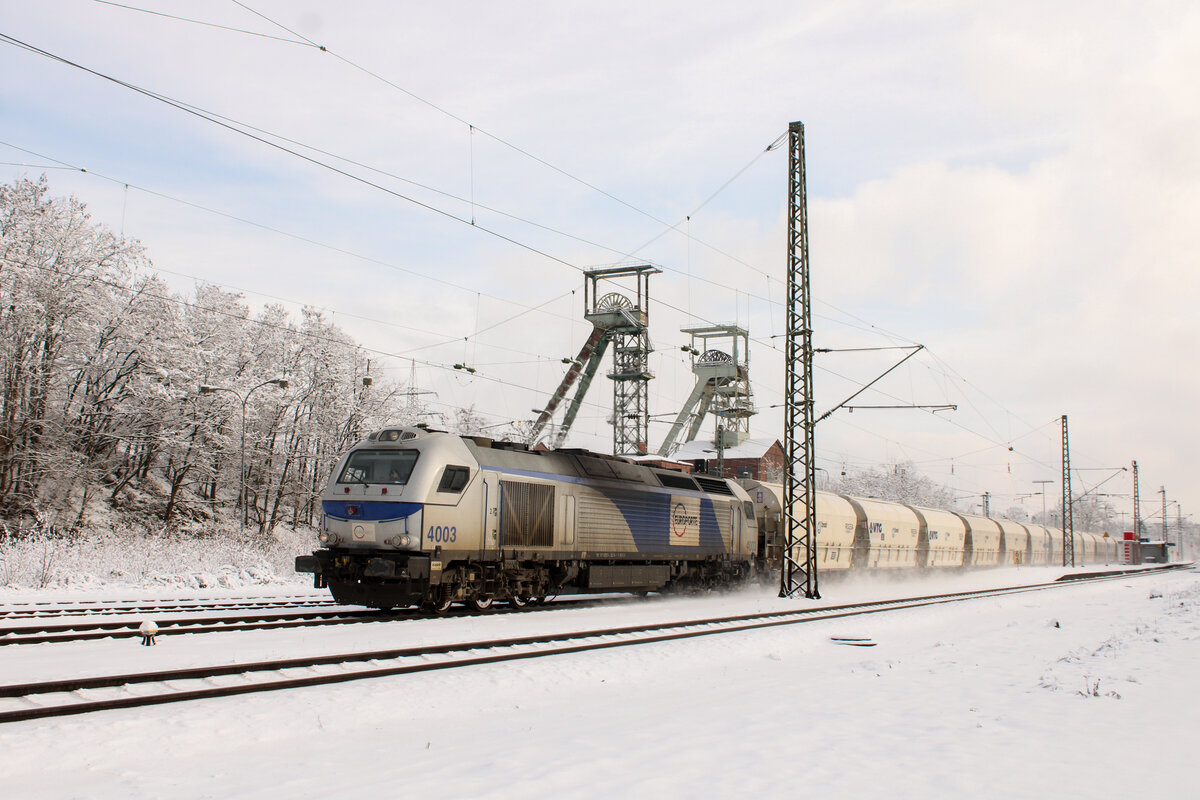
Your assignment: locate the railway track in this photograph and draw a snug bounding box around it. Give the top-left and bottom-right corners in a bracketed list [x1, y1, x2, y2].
[0, 595, 335, 620]
[0, 594, 616, 645]
[0, 606, 393, 646]
[1, 564, 1186, 724]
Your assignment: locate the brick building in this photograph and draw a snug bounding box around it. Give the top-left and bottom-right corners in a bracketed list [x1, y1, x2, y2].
[670, 437, 785, 483]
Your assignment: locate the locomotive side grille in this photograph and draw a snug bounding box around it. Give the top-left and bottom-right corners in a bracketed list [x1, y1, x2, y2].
[500, 480, 555, 547]
[655, 472, 698, 491]
[577, 494, 640, 549]
[693, 476, 734, 496]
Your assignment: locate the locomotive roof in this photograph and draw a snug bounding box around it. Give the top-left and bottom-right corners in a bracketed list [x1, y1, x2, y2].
[357, 426, 743, 497]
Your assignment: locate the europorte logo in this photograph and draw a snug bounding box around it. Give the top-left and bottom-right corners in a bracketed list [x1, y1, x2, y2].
[669, 500, 700, 546]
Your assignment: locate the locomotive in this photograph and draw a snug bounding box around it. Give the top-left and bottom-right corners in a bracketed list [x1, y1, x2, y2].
[295, 426, 757, 611]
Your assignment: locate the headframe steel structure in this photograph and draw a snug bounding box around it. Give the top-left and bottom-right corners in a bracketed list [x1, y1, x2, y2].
[526, 265, 660, 454]
[657, 324, 755, 457]
[780, 120, 819, 599]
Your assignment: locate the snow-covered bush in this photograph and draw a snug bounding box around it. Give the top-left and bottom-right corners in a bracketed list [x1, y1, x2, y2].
[0, 519, 316, 590]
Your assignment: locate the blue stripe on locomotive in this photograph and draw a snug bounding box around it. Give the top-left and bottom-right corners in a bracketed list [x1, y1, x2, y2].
[602, 490, 725, 551]
[322, 500, 422, 522]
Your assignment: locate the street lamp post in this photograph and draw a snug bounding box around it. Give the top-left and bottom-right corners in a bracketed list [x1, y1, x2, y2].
[1033, 480, 1053, 526]
[200, 378, 289, 527]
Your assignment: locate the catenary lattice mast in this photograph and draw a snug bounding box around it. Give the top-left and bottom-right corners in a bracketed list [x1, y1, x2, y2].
[780, 120, 819, 599]
[1061, 414, 1074, 567]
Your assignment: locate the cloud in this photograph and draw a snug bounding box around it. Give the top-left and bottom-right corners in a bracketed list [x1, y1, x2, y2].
[3, 0, 1197, 515]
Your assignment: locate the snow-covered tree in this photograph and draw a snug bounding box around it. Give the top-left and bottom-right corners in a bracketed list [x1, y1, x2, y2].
[1002, 505, 1028, 522]
[830, 461, 958, 509]
[0, 176, 414, 534]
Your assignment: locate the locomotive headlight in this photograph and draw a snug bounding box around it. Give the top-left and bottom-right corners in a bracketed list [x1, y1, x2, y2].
[319, 531, 340, 546]
[390, 535, 412, 548]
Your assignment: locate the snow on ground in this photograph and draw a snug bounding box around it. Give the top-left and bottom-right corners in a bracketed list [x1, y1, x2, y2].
[1, 565, 1196, 799]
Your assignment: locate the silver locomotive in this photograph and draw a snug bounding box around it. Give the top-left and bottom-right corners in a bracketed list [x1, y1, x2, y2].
[296, 426, 757, 611]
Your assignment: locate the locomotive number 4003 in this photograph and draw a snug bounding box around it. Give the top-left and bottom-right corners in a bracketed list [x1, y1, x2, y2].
[428, 525, 457, 543]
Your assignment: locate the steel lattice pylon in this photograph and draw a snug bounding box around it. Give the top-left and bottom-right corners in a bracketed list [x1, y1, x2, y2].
[1132, 460, 1141, 538]
[1061, 414, 1074, 567]
[780, 121, 819, 599]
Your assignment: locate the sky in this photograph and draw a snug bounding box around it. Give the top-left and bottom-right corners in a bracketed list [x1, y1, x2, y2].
[2, 1, 1197, 526]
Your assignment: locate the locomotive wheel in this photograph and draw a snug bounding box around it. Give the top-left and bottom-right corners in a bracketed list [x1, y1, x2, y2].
[422, 595, 453, 614]
[468, 596, 494, 612]
[507, 593, 529, 609]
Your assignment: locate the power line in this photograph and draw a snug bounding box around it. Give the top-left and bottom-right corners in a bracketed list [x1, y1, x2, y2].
[0, 32, 583, 274]
[0, 35, 799, 340]
[93, 1, 314, 46]
[103, 1, 804, 292]
[0, 32, 1102, 477]
[0, 141, 585, 331]
[101, 0, 785, 281]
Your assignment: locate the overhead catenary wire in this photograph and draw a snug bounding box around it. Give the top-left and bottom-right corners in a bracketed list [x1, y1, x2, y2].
[1, 29, 1093, 482]
[0, 44, 812, 347]
[3, 142, 811, 409]
[1, 148, 1064, 491]
[98, 0, 800, 291]
[0, 32, 583, 275]
[0, 141, 585, 332]
[93, 1, 314, 47]
[65, 5, 1073, 464]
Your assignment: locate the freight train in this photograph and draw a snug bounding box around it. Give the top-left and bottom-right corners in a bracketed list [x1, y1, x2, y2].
[738, 480, 1121, 576]
[296, 426, 1116, 611]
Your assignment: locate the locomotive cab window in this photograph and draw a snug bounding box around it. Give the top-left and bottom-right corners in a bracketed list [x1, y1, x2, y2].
[437, 465, 471, 493]
[338, 450, 418, 485]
